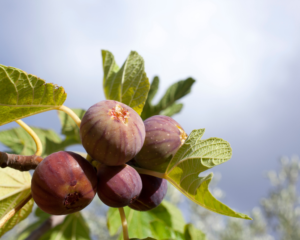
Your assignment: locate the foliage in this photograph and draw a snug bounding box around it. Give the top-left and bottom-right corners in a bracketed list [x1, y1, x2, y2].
[0, 50, 251, 239]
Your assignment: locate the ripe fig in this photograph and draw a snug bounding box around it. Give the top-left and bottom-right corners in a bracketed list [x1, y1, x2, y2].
[97, 164, 142, 208]
[134, 115, 187, 172]
[128, 174, 167, 211]
[31, 151, 98, 215]
[80, 100, 145, 166]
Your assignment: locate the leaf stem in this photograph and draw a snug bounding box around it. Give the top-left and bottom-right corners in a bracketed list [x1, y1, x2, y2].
[132, 166, 166, 179]
[57, 105, 81, 128]
[0, 193, 32, 229]
[15, 120, 43, 156]
[118, 208, 129, 240]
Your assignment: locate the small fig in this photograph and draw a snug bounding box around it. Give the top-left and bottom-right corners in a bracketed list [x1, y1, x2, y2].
[134, 115, 187, 172]
[97, 164, 142, 208]
[128, 174, 167, 211]
[31, 151, 98, 215]
[80, 100, 145, 166]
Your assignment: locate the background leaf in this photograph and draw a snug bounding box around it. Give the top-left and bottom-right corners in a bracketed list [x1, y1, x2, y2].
[0, 167, 33, 237]
[141, 77, 195, 120]
[0, 64, 67, 126]
[165, 129, 251, 219]
[184, 223, 206, 240]
[39, 212, 91, 240]
[107, 201, 186, 240]
[102, 50, 150, 115]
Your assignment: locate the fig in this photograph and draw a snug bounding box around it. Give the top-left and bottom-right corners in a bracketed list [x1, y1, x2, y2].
[80, 100, 145, 166]
[128, 174, 167, 211]
[31, 151, 98, 215]
[97, 164, 142, 208]
[134, 115, 187, 172]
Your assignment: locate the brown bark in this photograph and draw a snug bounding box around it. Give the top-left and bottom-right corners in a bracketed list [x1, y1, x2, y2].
[0, 152, 43, 171]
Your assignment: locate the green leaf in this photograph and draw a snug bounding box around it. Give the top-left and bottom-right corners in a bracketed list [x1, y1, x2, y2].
[39, 212, 91, 240]
[164, 129, 251, 220]
[102, 50, 150, 115]
[0, 127, 74, 157]
[150, 221, 185, 240]
[184, 224, 206, 240]
[141, 77, 194, 119]
[0, 64, 67, 126]
[107, 201, 185, 239]
[130, 238, 157, 240]
[160, 103, 183, 117]
[57, 108, 86, 143]
[0, 167, 33, 237]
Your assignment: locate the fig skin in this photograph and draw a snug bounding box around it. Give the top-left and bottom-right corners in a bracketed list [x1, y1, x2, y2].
[128, 174, 167, 211]
[31, 151, 98, 215]
[80, 100, 145, 166]
[134, 115, 187, 172]
[97, 164, 142, 208]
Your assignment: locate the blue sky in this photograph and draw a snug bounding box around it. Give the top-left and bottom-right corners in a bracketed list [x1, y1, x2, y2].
[1, 0, 300, 215]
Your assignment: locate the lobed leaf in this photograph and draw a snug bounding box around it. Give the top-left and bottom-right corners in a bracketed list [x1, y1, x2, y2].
[39, 212, 91, 240]
[102, 50, 150, 115]
[107, 201, 185, 239]
[164, 129, 251, 220]
[0, 168, 33, 237]
[0, 64, 67, 126]
[184, 224, 206, 240]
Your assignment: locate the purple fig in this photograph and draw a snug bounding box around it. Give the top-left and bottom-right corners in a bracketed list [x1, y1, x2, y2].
[97, 164, 142, 208]
[31, 151, 98, 215]
[80, 100, 145, 166]
[134, 115, 187, 172]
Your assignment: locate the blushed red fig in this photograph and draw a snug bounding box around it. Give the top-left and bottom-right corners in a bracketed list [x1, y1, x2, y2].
[80, 100, 145, 166]
[134, 115, 187, 172]
[31, 151, 98, 215]
[97, 164, 142, 208]
[128, 174, 167, 211]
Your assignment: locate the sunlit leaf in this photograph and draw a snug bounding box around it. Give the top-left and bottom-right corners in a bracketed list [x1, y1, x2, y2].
[160, 103, 183, 117]
[0, 168, 33, 237]
[164, 129, 251, 219]
[0, 64, 67, 126]
[102, 50, 150, 115]
[150, 221, 185, 240]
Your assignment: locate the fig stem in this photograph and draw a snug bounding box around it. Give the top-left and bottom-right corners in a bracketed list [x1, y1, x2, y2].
[132, 166, 166, 179]
[15, 119, 43, 156]
[57, 105, 81, 128]
[0, 193, 32, 229]
[118, 207, 129, 240]
[86, 154, 93, 163]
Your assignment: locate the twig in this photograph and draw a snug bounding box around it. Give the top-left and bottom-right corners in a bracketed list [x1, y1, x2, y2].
[15, 119, 43, 156]
[119, 208, 129, 240]
[24, 215, 66, 240]
[0, 152, 42, 171]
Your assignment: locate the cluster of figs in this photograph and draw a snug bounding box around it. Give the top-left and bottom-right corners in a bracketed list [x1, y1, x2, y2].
[31, 100, 188, 215]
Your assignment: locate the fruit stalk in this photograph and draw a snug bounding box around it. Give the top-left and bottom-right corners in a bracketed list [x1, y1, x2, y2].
[119, 207, 129, 240]
[15, 119, 43, 156]
[57, 105, 82, 128]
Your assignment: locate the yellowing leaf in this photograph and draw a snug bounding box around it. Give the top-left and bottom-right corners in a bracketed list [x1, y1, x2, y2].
[102, 50, 150, 115]
[0, 167, 33, 237]
[0, 64, 67, 126]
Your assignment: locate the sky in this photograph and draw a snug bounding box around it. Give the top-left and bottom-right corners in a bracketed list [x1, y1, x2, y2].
[0, 0, 300, 217]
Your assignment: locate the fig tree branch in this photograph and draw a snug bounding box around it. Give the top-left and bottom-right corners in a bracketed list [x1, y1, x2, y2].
[0, 152, 43, 171]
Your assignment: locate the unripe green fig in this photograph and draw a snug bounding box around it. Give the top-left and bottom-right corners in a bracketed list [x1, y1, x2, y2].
[80, 100, 145, 166]
[134, 115, 187, 172]
[31, 151, 98, 215]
